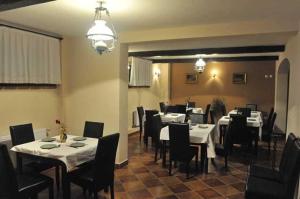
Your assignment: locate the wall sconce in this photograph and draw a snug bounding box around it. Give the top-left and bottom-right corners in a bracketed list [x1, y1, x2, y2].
[264, 74, 273, 79]
[211, 70, 218, 79]
[154, 69, 161, 78]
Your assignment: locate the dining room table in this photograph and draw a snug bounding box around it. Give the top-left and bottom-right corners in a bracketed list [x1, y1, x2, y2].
[217, 110, 263, 154]
[11, 134, 98, 199]
[159, 112, 186, 123]
[160, 123, 216, 173]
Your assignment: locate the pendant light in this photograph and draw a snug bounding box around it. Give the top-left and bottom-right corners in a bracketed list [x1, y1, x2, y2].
[194, 58, 206, 73]
[87, 1, 117, 54]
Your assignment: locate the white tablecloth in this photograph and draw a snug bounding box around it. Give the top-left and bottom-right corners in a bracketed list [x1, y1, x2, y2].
[186, 107, 203, 114]
[218, 111, 263, 138]
[160, 124, 216, 158]
[11, 135, 98, 171]
[159, 113, 186, 123]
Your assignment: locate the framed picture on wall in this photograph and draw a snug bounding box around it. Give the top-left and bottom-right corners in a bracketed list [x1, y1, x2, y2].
[232, 73, 247, 84]
[185, 73, 198, 84]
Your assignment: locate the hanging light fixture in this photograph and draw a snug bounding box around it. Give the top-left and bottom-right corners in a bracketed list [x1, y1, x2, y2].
[194, 57, 206, 73]
[87, 1, 117, 54]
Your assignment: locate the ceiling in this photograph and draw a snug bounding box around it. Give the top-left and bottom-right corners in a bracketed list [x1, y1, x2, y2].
[1, 0, 300, 37]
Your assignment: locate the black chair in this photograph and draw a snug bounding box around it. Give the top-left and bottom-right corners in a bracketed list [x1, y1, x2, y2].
[263, 107, 274, 130]
[261, 112, 277, 152]
[210, 110, 216, 124]
[229, 115, 253, 147]
[215, 124, 233, 169]
[83, 121, 104, 138]
[203, 104, 211, 123]
[68, 133, 120, 199]
[237, 107, 251, 117]
[245, 138, 300, 199]
[249, 133, 297, 181]
[221, 104, 227, 116]
[137, 106, 145, 141]
[246, 104, 257, 111]
[144, 110, 159, 146]
[168, 123, 198, 178]
[10, 123, 60, 190]
[152, 114, 164, 162]
[166, 105, 178, 113]
[190, 113, 204, 124]
[176, 104, 187, 114]
[159, 102, 166, 113]
[187, 101, 196, 108]
[0, 144, 54, 199]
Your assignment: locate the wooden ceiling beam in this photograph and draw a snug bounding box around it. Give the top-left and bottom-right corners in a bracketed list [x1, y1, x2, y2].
[0, 0, 54, 11]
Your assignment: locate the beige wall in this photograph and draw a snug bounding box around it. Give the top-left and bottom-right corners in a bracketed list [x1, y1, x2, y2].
[128, 63, 170, 129]
[61, 37, 128, 164]
[0, 88, 62, 136]
[170, 61, 275, 113]
[276, 24, 300, 137]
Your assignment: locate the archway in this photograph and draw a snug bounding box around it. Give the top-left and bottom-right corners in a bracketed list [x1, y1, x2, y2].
[276, 58, 290, 133]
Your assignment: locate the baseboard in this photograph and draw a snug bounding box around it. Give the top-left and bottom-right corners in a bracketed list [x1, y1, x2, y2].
[115, 159, 128, 168]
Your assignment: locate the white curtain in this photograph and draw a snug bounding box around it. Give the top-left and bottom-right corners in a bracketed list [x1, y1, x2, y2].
[0, 26, 61, 84]
[129, 57, 152, 86]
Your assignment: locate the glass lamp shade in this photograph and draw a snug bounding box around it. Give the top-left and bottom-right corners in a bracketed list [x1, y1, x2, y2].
[87, 20, 115, 41]
[194, 58, 206, 73]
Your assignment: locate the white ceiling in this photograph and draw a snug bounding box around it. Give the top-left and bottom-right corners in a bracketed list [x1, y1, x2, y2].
[1, 0, 300, 37]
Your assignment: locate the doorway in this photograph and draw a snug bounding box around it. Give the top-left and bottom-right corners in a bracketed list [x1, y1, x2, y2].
[276, 58, 290, 133]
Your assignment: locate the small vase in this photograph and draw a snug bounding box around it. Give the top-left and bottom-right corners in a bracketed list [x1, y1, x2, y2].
[60, 132, 67, 143]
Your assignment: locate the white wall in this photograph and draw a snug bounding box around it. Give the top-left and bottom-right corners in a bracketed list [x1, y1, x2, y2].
[127, 63, 170, 129]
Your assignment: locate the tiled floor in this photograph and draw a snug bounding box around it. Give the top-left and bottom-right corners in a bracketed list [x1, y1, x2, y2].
[40, 133, 284, 199]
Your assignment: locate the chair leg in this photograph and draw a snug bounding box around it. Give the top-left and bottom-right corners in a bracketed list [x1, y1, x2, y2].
[155, 146, 158, 162]
[49, 182, 54, 199]
[93, 190, 98, 199]
[55, 166, 60, 191]
[195, 153, 199, 172]
[110, 184, 114, 199]
[185, 162, 190, 179]
[169, 159, 172, 176]
[139, 130, 142, 142]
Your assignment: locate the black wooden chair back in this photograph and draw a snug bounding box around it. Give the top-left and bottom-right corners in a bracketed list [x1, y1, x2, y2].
[229, 114, 251, 145]
[204, 104, 211, 123]
[176, 105, 187, 114]
[246, 104, 258, 111]
[83, 121, 104, 138]
[187, 101, 196, 108]
[166, 105, 178, 113]
[210, 110, 216, 124]
[237, 107, 251, 117]
[137, 106, 144, 132]
[152, 114, 163, 146]
[159, 102, 166, 113]
[190, 113, 204, 124]
[10, 123, 35, 146]
[169, 123, 190, 161]
[93, 133, 120, 189]
[145, 110, 159, 139]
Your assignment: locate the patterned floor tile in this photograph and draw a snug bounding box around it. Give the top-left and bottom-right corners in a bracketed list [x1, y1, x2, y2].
[168, 183, 191, 193]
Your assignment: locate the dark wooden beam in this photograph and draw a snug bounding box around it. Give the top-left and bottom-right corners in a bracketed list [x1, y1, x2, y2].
[151, 56, 279, 63]
[0, 0, 54, 11]
[129, 45, 285, 57]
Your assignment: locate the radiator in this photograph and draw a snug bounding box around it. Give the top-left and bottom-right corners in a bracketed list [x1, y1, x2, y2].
[132, 111, 140, 127]
[0, 128, 47, 166]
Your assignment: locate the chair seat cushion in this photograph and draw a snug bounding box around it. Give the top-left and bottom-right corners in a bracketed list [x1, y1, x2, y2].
[245, 176, 286, 199]
[249, 165, 281, 182]
[17, 174, 53, 195]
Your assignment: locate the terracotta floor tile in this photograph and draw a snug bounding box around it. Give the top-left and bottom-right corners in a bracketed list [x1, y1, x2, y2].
[202, 178, 225, 187]
[231, 182, 245, 192]
[196, 188, 222, 199]
[122, 181, 146, 192]
[168, 183, 191, 193]
[214, 185, 240, 197]
[160, 176, 182, 185]
[131, 166, 149, 174]
[142, 178, 163, 187]
[156, 195, 178, 199]
[153, 170, 170, 177]
[147, 185, 173, 197]
[185, 180, 208, 191]
[176, 191, 204, 199]
[219, 176, 240, 185]
[128, 189, 153, 199]
[227, 193, 245, 199]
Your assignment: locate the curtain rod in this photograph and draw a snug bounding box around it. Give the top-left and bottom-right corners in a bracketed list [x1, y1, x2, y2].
[0, 21, 63, 40]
